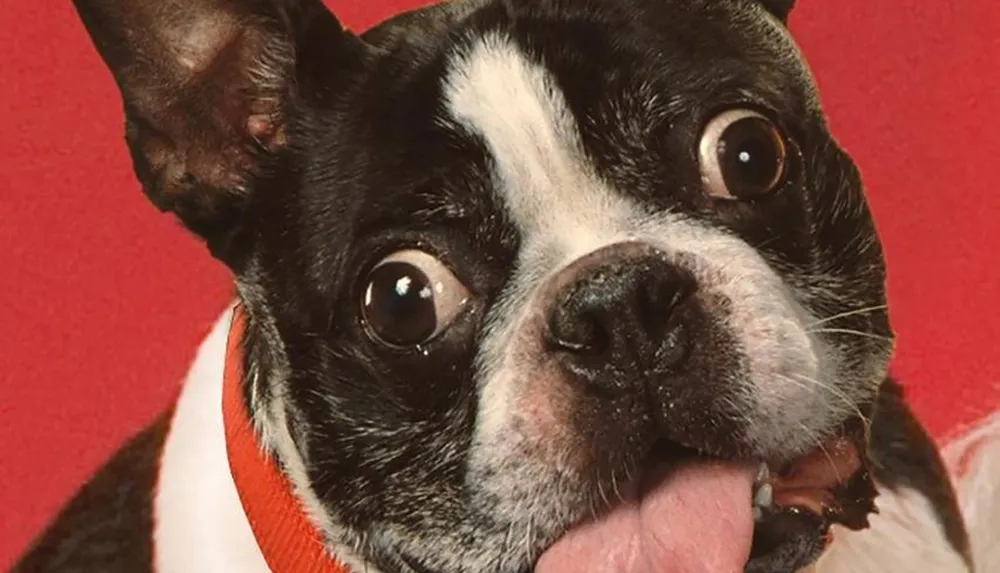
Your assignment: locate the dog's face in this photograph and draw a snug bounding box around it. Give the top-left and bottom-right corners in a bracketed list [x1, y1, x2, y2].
[75, 0, 893, 571]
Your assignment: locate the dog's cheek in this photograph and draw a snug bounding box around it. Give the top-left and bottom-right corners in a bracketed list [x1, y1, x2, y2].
[801, 140, 893, 393]
[716, 142, 893, 453]
[305, 405, 473, 520]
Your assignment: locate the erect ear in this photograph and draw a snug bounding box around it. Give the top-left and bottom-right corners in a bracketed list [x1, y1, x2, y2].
[72, 0, 368, 262]
[756, 0, 796, 23]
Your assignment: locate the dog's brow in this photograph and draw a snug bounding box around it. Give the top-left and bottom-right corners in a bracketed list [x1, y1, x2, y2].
[354, 192, 469, 238]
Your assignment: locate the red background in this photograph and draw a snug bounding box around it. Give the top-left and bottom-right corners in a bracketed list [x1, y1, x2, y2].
[1, 0, 998, 568]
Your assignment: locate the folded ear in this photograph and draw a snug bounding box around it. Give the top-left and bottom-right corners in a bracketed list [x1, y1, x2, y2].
[72, 0, 368, 260]
[756, 0, 795, 22]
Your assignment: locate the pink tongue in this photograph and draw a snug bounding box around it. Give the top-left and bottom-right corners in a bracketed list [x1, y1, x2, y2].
[535, 461, 756, 573]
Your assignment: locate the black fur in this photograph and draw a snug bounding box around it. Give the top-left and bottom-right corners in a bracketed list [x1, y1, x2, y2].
[756, 0, 796, 22]
[13, 412, 171, 573]
[18, 0, 969, 571]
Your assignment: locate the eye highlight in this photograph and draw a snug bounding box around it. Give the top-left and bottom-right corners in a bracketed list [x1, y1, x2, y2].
[361, 250, 470, 348]
[699, 109, 788, 200]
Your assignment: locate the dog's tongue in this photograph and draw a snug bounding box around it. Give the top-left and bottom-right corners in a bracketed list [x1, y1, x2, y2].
[535, 461, 756, 573]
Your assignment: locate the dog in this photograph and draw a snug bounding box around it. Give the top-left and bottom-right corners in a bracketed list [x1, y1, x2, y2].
[13, 0, 997, 571]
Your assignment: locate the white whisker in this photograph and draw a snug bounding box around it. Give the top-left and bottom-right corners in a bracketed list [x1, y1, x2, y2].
[782, 372, 872, 435]
[814, 436, 845, 484]
[807, 327, 894, 343]
[805, 304, 888, 329]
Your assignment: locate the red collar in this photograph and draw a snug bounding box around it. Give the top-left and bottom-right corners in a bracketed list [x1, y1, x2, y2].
[223, 306, 350, 573]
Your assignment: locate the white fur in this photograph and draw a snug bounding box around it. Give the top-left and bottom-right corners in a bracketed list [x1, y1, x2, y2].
[154, 305, 271, 573]
[947, 411, 1000, 572]
[813, 483, 969, 573]
[154, 306, 381, 573]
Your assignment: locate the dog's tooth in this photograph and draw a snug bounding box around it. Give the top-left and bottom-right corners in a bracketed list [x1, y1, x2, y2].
[753, 483, 774, 509]
[755, 462, 770, 485]
[752, 506, 764, 522]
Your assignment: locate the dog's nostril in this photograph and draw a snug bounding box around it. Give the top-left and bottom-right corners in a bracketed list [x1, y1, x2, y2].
[548, 305, 609, 355]
[636, 275, 684, 340]
[656, 311, 690, 367]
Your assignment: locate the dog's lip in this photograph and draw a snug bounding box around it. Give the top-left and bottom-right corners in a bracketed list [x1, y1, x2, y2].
[770, 435, 862, 513]
[766, 425, 877, 531]
[743, 424, 877, 568]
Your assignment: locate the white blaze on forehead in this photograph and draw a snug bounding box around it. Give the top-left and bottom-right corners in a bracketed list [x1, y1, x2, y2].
[443, 34, 634, 257]
[442, 34, 638, 444]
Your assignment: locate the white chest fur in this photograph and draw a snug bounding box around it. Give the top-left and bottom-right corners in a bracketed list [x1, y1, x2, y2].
[153, 306, 272, 573]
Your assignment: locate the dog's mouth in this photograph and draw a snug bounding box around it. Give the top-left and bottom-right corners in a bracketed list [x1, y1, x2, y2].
[533, 421, 876, 573]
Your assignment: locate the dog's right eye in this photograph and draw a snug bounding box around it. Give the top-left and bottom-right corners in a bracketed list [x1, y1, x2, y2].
[361, 250, 470, 348]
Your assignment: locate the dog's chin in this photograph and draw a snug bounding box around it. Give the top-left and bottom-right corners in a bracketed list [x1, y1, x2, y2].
[531, 421, 875, 573]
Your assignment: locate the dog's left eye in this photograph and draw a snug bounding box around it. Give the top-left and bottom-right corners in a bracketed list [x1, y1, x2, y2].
[361, 250, 470, 348]
[698, 109, 788, 200]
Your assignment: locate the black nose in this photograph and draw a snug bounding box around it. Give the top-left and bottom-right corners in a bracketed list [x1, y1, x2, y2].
[547, 257, 695, 395]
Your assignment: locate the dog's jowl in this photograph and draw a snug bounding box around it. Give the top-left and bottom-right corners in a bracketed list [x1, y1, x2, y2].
[16, 0, 991, 572]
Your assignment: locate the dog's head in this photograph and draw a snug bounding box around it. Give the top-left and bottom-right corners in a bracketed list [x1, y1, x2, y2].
[74, 0, 893, 570]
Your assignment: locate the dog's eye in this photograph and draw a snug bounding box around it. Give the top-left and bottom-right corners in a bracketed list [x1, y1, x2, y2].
[361, 250, 470, 348]
[699, 109, 788, 200]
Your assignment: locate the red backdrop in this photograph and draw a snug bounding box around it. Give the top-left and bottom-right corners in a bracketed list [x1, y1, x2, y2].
[1, 0, 998, 568]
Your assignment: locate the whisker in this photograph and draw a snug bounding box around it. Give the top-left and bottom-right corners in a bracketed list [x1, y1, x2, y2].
[523, 517, 534, 570]
[795, 421, 831, 472]
[805, 304, 888, 329]
[610, 469, 622, 505]
[781, 372, 872, 435]
[751, 236, 782, 251]
[806, 327, 894, 343]
[814, 438, 845, 484]
[596, 470, 611, 511]
[797, 421, 825, 451]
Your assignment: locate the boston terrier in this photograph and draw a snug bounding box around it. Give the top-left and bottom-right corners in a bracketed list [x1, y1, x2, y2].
[14, 0, 997, 571]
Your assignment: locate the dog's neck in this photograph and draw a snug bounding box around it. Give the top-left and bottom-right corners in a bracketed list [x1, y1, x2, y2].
[223, 306, 350, 573]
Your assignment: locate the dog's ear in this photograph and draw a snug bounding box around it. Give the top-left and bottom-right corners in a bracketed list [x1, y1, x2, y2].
[756, 0, 796, 23]
[72, 0, 368, 261]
